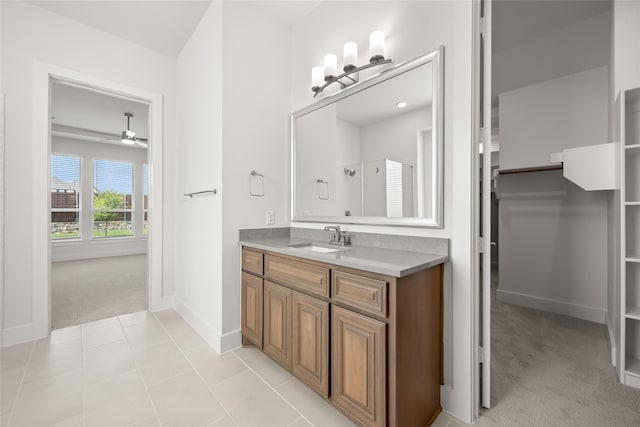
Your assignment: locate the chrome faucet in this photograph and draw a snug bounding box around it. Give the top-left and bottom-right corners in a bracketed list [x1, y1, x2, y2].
[324, 225, 351, 246]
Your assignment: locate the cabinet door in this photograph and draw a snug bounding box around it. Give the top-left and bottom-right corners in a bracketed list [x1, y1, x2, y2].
[293, 292, 329, 397]
[241, 272, 263, 348]
[264, 280, 293, 369]
[332, 306, 386, 427]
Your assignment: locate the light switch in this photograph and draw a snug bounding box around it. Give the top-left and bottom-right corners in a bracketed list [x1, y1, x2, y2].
[266, 210, 275, 225]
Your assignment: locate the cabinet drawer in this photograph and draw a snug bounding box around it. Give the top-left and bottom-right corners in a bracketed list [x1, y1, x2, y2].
[332, 270, 387, 317]
[265, 254, 330, 298]
[242, 248, 263, 275]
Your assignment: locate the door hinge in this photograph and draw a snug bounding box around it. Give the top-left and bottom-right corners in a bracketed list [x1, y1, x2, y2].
[480, 17, 488, 34]
[478, 346, 486, 363]
[478, 237, 485, 254]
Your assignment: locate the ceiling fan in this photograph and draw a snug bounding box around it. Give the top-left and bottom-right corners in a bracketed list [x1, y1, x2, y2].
[119, 112, 148, 148]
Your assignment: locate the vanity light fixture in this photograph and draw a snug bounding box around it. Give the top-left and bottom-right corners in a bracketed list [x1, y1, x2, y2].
[396, 101, 408, 109]
[311, 30, 392, 98]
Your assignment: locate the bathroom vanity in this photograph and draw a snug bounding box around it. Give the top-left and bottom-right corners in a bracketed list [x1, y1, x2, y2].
[239, 229, 448, 427]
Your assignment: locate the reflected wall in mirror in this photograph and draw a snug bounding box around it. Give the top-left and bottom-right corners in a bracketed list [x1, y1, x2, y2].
[292, 47, 443, 227]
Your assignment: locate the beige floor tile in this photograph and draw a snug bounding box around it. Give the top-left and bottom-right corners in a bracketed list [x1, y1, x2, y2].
[0, 368, 24, 415]
[276, 378, 356, 427]
[208, 417, 238, 427]
[152, 309, 183, 326]
[184, 345, 248, 387]
[1, 342, 33, 373]
[211, 370, 299, 427]
[431, 411, 452, 427]
[286, 418, 313, 427]
[123, 318, 171, 351]
[83, 339, 135, 385]
[50, 413, 83, 427]
[132, 341, 193, 387]
[82, 317, 126, 349]
[119, 310, 156, 327]
[148, 371, 227, 427]
[48, 325, 82, 345]
[24, 338, 82, 383]
[84, 370, 159, 427]
[163, 320, 208, 351]
[232, 347, 293, 388]
[448, 418, 471, 427]
[10, 369, 82, 427]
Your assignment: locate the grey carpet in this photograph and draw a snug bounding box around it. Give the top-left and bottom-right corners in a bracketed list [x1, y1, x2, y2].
[51, 254, 147, 329]
[476, 269, 640, 426]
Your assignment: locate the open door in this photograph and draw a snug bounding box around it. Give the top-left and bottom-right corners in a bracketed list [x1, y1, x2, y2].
[479, 0, 492, 410]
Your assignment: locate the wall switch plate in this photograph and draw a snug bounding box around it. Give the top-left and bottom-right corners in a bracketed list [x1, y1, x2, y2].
[266, 210, 275, 225]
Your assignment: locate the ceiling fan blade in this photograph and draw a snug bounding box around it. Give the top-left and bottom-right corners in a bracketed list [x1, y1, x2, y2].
[136, 140, 149, 148]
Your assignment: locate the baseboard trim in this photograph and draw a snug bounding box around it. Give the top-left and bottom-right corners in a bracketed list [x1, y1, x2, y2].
[605, 315, 617, 368]
[496, 289, 605, 324]
[174, 297, 223, 353]
[2, 322, 36, 347]
[220, 329, 241, 353]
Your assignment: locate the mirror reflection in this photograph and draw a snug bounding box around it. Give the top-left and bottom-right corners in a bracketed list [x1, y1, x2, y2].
[292, 49, 443, 227]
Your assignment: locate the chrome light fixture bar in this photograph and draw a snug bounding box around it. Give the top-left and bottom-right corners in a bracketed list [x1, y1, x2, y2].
[311, 30, 392, 98]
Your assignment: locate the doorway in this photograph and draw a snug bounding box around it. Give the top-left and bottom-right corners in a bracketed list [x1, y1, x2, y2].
[478, 0, 640, 424]
[49, 81, 150, 328]
[31, 63, 166, 338]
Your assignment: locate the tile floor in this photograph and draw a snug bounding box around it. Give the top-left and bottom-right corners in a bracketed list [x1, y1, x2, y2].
[0, 309, 459, 427]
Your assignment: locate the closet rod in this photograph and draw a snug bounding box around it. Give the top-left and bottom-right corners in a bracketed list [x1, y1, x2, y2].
[497, 165, 563, 175]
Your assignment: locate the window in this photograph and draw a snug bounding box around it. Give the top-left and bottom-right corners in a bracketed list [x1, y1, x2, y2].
[93, 159, 133, 238]
[51, 154, 81, 239]
[143, 163, 149, 236]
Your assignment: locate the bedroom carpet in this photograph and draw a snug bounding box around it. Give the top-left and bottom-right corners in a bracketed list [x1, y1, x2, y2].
[51, 254, 147, 329]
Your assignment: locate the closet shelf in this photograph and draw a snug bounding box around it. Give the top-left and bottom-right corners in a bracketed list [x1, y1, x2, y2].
[627, 305, 640, 320]
[625, 201, 640, 206]
[625, 144, 640, 150]
[626, 357, 640, 377]
[625, 255, 640, 263]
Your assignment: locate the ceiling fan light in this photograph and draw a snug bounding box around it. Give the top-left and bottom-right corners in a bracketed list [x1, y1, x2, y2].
[121, 129, 136, 145]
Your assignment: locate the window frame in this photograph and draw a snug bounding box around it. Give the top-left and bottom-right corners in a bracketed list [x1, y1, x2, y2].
[91, 156, 135, 240]
[50, 152, 82, 241]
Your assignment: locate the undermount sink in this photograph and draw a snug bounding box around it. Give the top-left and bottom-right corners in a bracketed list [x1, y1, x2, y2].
[288, 243, 340, 253]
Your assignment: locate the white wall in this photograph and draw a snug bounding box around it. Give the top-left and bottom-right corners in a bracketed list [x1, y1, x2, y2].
[174, 1, 291, 352]
[497, 171, 609, 323]
[290, 1, 475, 421]
[51, 137, 148, 262]
[614, 0, 640, 94]
[493, 11, 611, 100]
[0, 1, 176, 340]
[175, 1, 224, 349]
[220, 1, 291, 343]
[499, 66, 609, 170]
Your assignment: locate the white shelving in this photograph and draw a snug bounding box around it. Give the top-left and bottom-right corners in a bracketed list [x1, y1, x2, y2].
[626, 305, 640, 320]
[620, 86, 640, 390]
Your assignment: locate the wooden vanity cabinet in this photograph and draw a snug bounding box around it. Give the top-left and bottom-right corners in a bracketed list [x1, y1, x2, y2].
[241, 247, 444, 427]
[263, 280, 293, 369]
[332, 306, 386, 427]
[241, 272, 263, 348]
[292, 292, 329, 397]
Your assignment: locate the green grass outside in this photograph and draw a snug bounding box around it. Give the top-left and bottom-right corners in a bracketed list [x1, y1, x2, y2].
[51, 229, 133, 239]
[93, 229, 133, 238]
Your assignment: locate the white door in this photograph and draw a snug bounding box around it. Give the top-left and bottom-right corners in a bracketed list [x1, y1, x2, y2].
[479, 0, 492, 410]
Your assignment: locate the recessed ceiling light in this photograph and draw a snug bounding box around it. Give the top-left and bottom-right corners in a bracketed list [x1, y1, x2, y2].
[396, 101, 407, 109]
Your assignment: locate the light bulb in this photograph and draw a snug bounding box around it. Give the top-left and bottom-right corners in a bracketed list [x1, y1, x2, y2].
[324, 53, 338, 80]
[343, 41, 358, 71]
[369, 30, 385, 63]
[312, 66, 324, 88]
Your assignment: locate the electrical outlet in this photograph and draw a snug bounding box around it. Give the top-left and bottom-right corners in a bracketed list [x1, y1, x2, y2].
[266, 210, 275, 225]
